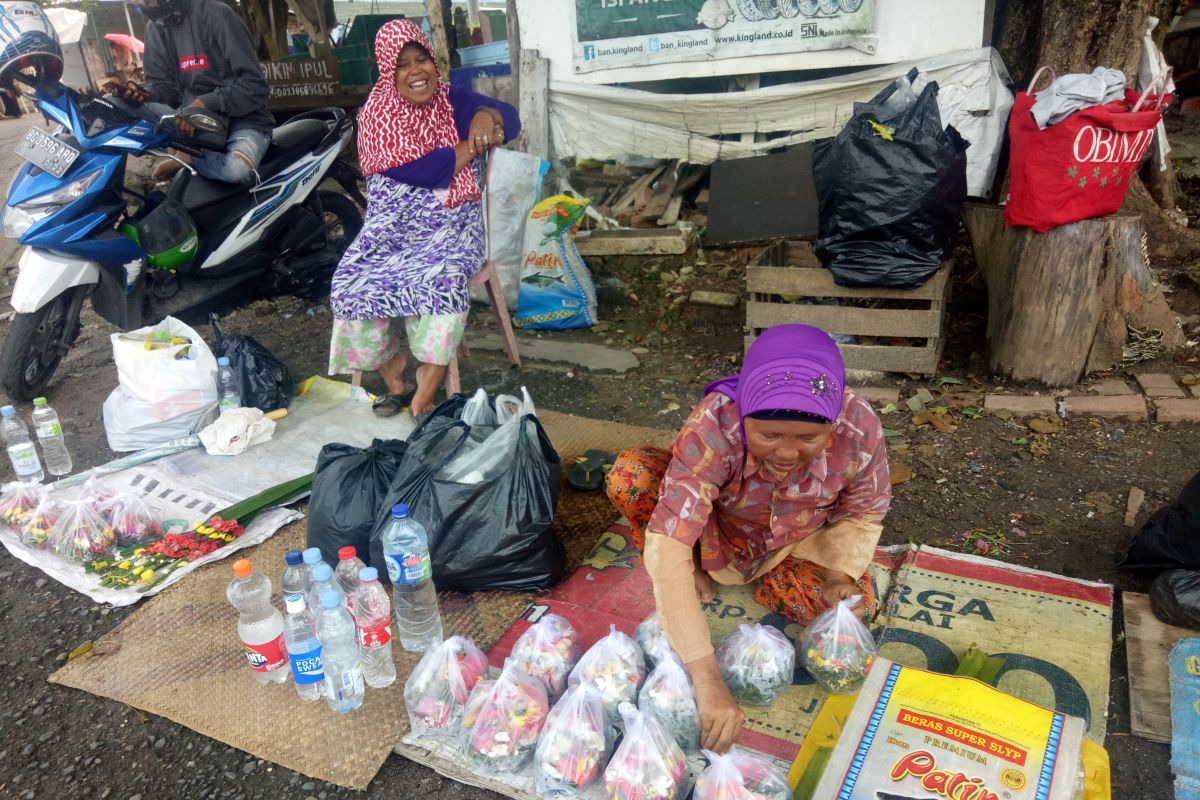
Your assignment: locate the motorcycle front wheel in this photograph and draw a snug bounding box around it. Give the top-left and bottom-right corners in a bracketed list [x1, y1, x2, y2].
[0, 285, 88, 401]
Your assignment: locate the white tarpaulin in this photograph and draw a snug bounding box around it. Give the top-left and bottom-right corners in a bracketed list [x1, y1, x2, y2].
[549, 46, 1014, 197]
[43, 7, 86, 45]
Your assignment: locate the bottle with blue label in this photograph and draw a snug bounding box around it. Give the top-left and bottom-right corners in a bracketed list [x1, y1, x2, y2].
[380, 503, 443, 652]
[283, 594, 324, 701]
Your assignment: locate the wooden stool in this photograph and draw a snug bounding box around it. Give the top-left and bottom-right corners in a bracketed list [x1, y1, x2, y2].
[349, 261, 521, 398]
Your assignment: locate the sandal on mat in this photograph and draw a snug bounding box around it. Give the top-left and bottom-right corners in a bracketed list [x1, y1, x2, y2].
[372, 391, 414, 418]
[568, 449, 615, 492]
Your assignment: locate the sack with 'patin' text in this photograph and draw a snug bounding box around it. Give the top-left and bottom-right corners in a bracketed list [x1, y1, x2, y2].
[1006, 66, 1170, 232]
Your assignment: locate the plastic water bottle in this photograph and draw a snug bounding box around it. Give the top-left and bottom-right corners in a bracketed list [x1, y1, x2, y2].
[281, 549, 309, 607]
[1, 405, 42, 483]
[217, 356, 240, 411]
[334, 545, 365, 619]
[31, 397, 71, 476]
[309, 563, 344, 613]
[380, 503, 443, 652]
[226, 559, 287, 685]
[283, 594, 324, 701]
[302, 547, 328, 580]
[354, 567, 396, 688]
[316, 589, 364, 713]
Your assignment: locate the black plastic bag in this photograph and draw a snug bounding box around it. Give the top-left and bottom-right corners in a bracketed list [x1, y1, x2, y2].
[307, 439, 409, 569]
[1120, 470, 1200, 571]
[1149, 570, 1200, 630]
[372, 392, 563, 593]
[813, 69, 969, 289]
[212, 318, 295, 412]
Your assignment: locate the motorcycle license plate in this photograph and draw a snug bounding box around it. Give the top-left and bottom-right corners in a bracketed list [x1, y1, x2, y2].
[15, 127, 80, 179]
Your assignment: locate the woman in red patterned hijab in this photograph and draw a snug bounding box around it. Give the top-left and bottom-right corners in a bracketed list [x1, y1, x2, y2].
[328, 19, 520, 416]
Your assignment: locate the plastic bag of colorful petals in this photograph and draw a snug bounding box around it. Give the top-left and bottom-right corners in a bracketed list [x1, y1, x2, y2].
[798, 596, 877, 694]
[403, 635, 489, 739]
[461, 658, 550, 773]
[638, 650, 700, 754]
[716, 623, 795, 706]
[602, 702, 689, 800]
[693, 747, 792, 800]
[533, 681, 612, 797]
[568, 623, 646, 722]
[510, 612, 582, 702]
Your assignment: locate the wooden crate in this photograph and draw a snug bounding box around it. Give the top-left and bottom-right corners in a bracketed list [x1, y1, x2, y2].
[745, 240, 952, 375]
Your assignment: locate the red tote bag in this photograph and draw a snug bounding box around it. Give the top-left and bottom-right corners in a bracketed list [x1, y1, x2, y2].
[1005, 67, 1169, 232]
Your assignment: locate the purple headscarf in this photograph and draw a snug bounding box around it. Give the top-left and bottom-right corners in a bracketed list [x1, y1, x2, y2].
[706, 324, 846, 423]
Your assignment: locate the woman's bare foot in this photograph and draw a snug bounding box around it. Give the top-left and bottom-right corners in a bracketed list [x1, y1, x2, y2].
[694, 570, 715, 604]
[410, 362, 448, 416]
[377, 353, 408, 396]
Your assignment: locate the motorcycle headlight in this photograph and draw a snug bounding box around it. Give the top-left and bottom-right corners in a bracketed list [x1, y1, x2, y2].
[2, 170, 103, 239]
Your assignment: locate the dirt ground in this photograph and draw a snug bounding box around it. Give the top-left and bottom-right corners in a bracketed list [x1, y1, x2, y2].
[0, 112, 1195, 799]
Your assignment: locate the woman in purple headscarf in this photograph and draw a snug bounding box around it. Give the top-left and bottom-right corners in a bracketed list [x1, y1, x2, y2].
[605, 324, 891, 753]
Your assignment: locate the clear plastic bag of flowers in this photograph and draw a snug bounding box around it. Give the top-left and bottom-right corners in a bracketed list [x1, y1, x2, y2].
[635, 610, 672, 669]
[602, 702, 689, 800]
[693, 747, 792, 800]
[798, 596, 877, 694]
[568, 623, 646, 722]
[19, 492, 64, 550]
[47, 499, 116, 563]
[638, 650, 700, 754]
[102, 492, 163, 546]
[461, 658, 550, 773]
[0, 481, 44, 533]
[510, 612, 582, 702]
[403, 635, 489, 739]
[716, 623, 795, 706]
[533, 682, 612, 797]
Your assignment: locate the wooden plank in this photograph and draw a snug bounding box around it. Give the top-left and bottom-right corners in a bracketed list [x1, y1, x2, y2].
[575, 228, 690, 256]
[746, 302, 940, 338]
[1124, 591, 1195, 743]
[613, 167, 665, 213]
[518, 52, 549, 160]
[746, 264, 951, 301]
[744, 336, 939, 375]
[657, 195, 684, 227]
[636, 163, 679, 224]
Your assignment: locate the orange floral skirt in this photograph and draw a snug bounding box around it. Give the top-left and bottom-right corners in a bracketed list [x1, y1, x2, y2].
[604, 446, 876, 626]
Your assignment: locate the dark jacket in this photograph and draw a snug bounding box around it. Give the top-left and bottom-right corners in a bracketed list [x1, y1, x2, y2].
[142, 0, 274, 133]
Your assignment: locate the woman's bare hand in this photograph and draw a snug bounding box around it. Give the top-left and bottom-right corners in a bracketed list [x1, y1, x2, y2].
[687, 655, 744, 753]
[823, 570, 865, 617]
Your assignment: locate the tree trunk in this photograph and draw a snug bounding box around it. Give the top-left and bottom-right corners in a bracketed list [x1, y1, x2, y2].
[426, 0, 452, 76]
[964, 203, 1184, 385]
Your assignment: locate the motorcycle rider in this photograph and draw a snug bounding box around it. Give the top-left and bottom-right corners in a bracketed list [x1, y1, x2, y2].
[115, 0, 273, 184]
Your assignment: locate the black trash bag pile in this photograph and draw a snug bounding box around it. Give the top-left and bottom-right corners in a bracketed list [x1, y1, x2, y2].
[307, 439, 409, 569]
[813, 68, 969, 289]
[371, 389, 563, 593]
[1121, 469, 1200, 629]
[211, 318, 295, 412]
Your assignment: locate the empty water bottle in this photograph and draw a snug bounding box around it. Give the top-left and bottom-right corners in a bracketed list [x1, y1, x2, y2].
[1, 405, 42, 483]
[309, 563, 344, 613]
[354, 567, 396, 688]
[380, 503, 443, 652]
[31, 398, 71, 476]
[217, 356, 240, 411]
[335, 545, 365, 618]
[281, 549, 309, 606]
[317, 589, 364, 713]
[226, 559, 288, 684]
[283, 594, 324, 701]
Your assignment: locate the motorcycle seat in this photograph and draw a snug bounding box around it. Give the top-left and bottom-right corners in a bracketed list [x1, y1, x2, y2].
[258, 118, 329, 179]
[177, 118, 330, 212]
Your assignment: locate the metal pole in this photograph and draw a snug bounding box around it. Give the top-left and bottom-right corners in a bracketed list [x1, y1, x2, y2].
[122, 1, 136, 38]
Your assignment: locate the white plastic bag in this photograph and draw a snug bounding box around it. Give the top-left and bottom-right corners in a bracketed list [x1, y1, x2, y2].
[403, 635, 489, 739]
[603, 702, 689, 800]
[476, 148, 549, 308]
[638, 651, 700, 754]
[103, 316, 218, 451]
[716, 623, 794, 706]
[461, 658, 550, 773]
[694, 747, 792, 800]
[635, 611, 672, 668]
[533, 682, 612, 797]
[440, 387, 536, 484]
[798, 596, 877, 694]
[568, 623, 646, 722]
[111, 316, 218, 405]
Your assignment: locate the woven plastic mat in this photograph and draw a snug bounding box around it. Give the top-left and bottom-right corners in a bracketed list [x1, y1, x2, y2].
[50, 410, 676, 790]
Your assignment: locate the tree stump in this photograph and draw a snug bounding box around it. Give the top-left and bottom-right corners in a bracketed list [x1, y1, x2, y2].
[963, 203, 1184, 386]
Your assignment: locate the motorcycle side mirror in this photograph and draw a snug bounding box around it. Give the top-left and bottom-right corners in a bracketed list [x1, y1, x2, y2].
[180, 108, 226, 135]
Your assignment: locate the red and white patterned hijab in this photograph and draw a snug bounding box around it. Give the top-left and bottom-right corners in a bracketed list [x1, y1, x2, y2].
[356, 19, 480, 207]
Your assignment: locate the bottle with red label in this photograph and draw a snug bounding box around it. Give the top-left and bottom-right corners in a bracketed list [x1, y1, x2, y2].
[227, 559, 287, 684]
[354, 566, 396, 688]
